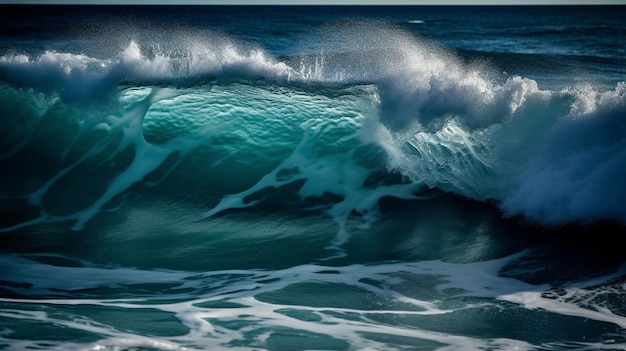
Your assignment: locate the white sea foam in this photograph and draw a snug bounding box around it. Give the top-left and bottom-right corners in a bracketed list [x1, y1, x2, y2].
[1, 250, 625, 350]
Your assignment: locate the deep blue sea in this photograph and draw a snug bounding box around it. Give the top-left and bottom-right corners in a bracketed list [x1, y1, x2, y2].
[1, 5, 626, 350]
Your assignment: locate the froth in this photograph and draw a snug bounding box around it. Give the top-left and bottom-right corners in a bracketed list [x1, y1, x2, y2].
[2, 250, 625, 350]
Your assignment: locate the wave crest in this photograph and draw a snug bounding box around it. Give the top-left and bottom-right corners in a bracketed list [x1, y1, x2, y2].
[1, 24, 625, 231]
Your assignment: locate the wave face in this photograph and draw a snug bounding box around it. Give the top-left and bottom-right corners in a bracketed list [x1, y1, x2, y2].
[1, 19, 624, 231]
[1, 5, 626, 351]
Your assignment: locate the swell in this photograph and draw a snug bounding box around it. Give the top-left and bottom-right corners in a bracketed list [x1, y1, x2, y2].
[1, 28, 625, 238]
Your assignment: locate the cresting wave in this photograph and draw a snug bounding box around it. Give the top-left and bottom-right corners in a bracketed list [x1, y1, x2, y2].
[1, 27, 625, 240]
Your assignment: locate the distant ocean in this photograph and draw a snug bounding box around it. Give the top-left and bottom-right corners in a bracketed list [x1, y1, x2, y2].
[1, 5, 625, 350]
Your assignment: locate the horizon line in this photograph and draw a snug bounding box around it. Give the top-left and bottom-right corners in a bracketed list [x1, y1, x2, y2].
[2, 1, 625, 5]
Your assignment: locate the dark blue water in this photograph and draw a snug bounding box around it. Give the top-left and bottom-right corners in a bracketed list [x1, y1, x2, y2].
[1, 5, 625, 351]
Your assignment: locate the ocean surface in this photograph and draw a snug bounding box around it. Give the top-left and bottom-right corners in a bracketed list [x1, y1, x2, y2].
[1, 4, 626, 350]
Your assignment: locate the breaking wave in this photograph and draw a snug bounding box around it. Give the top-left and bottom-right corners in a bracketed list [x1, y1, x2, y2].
[1, 26, 625, 240]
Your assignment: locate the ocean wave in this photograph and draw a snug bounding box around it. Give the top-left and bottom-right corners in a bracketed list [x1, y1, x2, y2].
[1, 28, 625, 236]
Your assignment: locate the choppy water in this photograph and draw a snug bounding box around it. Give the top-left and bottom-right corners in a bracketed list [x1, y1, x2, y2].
[1, 5, 625, 351]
